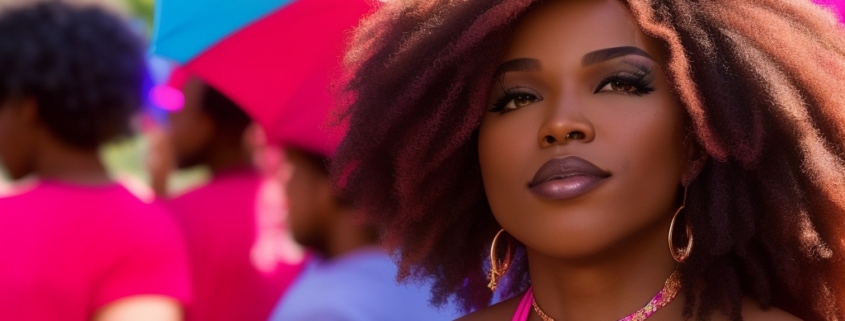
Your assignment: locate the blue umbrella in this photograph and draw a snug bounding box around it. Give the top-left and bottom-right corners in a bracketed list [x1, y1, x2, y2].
[149, 0, 295, 64]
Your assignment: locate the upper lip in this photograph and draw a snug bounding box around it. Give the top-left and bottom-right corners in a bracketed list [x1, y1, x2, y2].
[528, 156, 611, 187]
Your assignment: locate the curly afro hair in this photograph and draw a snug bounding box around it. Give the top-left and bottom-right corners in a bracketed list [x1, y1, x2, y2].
[331, 0, 845, 320]
[0, 1, 146, 149]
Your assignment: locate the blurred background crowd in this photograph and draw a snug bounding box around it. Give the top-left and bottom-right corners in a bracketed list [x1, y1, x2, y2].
[0, 0, 842, 320]
[0, 0, 460, 320]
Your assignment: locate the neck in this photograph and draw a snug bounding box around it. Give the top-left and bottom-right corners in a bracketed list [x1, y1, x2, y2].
[322, 207, 378, 259]
[34, 135, 110, 185]
[527, 216, 680, 321]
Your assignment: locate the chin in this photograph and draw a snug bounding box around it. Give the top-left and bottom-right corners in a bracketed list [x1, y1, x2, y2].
[510, 217, 634, 259]
[535, 235, 620, 259]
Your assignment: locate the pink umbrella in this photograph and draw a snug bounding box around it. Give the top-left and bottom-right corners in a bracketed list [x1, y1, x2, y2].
[152, 0, 373, 156]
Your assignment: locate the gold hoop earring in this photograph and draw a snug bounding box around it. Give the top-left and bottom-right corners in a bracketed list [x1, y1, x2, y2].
[668, 185, 693, 263]
[487, 228, 513, 292]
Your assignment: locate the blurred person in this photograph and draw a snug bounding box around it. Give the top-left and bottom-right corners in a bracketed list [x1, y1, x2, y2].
[267, 144, 459, 321]
[0, 2, 190, 321]
[264, 34, 457, 319]
[155, 69, 303, 321]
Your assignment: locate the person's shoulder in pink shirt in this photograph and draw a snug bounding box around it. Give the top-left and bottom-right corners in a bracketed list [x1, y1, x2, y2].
[0, 2, 191, 320]
[0, 181, 191, 321]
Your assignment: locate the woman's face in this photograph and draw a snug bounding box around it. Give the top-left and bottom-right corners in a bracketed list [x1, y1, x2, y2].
[478, 0, 690, 259]
[167, 77, 215, 169]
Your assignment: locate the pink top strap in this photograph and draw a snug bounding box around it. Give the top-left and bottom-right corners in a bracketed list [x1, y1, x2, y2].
[512, 287, 534, 321]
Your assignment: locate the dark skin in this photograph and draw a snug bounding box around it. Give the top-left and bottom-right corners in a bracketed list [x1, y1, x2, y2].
[0, 98, 110, 185]
[0, 98, 183, 320]
[167, 77, 252, 173]
[283, 147, 377, 258]
[459, 1, 797, 320]
[151, 77, 253, 196]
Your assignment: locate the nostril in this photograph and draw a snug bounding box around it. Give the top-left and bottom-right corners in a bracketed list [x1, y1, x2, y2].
[566, 131, 585, 140]
[544, 135, 556, 144]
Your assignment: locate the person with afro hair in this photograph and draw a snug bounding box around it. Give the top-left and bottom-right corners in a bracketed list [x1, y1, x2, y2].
[0, 2, 191, 321]
[332, 0, 845, 320]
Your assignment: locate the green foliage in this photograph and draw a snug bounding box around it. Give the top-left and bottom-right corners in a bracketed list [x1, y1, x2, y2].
[123, 0, 155, 33]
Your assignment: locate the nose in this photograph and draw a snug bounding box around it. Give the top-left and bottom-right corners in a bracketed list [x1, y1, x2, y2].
[536, 98, 595, 148]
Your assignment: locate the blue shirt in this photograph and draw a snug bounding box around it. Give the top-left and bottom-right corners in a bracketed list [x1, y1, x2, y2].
[268, 247, 459, 321]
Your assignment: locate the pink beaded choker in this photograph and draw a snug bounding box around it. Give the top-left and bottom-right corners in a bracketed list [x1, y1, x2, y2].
[531, 270, 681, 321]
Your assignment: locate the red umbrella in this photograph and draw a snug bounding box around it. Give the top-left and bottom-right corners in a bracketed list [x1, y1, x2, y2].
[152, 0, 373, 156]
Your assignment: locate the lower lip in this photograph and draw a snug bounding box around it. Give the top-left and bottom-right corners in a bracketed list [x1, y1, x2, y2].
[529, 175, 607, 200]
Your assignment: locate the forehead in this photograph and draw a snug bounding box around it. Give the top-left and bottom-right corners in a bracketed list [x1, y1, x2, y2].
[504, 0, 661, 65]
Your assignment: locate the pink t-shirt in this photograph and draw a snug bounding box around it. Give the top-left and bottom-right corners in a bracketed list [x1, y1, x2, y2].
[0, 180, 191, 320]
[167, 169, 302, 321]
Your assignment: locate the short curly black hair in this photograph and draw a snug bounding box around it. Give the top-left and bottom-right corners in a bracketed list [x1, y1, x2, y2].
[0, 1, 146, 149]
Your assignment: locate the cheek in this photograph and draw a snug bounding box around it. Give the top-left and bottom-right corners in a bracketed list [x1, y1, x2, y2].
[603, 97, 686, 200]
[606, 108, 686, 224]
[478, 112, 538, 193]
[284, 170, 316, 243]
[478, 111, 548, 238]
[167, 112, 214, 157]
[285, 168, 311, 229]
[284, 165, 332, 238]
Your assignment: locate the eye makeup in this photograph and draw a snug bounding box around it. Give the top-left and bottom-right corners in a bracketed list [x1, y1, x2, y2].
[489, 86, 543, 113]
[593, 58, 656, 96]
[487, 51, 659, 114]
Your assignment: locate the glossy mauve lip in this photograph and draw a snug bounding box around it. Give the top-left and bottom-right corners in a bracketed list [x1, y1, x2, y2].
[528, 156, 611, 200]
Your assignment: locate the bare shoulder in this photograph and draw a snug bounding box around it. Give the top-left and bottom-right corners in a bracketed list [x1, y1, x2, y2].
[455, 294, 523, 321]
[93, 295, 182, 321]
[739, 298, 802, 321]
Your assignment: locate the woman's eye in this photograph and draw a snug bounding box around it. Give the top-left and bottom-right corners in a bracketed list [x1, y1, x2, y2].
[600, 81, 637, 93]
[503, 94, 539, 110]
[594, 73, 656, 96]
[489, 86, 543, 113]
[505, 95, 537, 109]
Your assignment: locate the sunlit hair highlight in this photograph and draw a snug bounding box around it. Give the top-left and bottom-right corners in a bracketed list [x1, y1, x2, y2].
[332, 0, 845, 320]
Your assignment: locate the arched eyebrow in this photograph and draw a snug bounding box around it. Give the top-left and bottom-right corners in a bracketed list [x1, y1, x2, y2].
[493, 58, 542, 79]
[492, 47, 653, 79]
[581, 46, 654, 66]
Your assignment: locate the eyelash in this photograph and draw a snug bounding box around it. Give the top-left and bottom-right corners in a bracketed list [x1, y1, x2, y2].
[489, 71, 655, 113]
[489, 86, 542, 113]
[594, 71, 655, 96]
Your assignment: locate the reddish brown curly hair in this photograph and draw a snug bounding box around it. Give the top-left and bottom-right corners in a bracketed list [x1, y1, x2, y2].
[331, 1, 845, 320]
